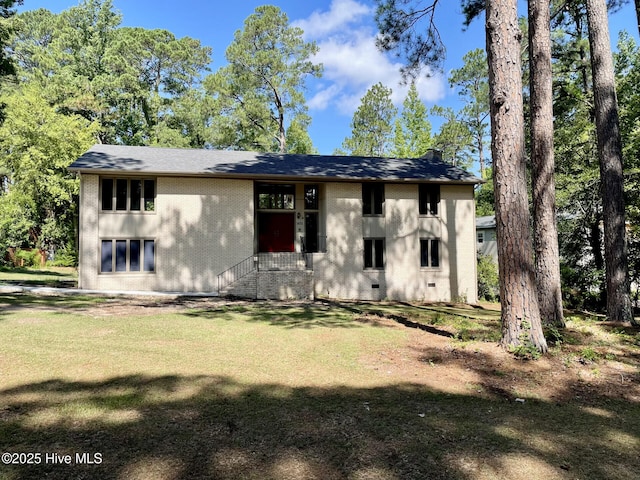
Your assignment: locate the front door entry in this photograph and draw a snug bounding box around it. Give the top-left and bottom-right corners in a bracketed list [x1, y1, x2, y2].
[258, 212, 295, 252]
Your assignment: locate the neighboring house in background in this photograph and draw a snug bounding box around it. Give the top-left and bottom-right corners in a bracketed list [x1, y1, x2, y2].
[476, 215, 498, 262]
[69, 145, 482, 302]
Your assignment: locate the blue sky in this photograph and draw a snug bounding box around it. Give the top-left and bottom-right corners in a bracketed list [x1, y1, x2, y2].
[16, 0, 640, 156]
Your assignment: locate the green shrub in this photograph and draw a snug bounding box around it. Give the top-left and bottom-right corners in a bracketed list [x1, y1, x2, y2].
[477, 253, 499, 301]
[544, 325, 564, 345]
[15, 248, 40, 267]
[508, 320, 543, 360]
[560, 263, 605, 311]
[50, 242, 78, 267]
[579, 347, 600, 363]
[509, 343, 542, 360]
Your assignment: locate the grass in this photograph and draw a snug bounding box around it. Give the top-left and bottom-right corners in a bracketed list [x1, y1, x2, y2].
[0, 294, 639, 480]
[0, 266, 77, 288]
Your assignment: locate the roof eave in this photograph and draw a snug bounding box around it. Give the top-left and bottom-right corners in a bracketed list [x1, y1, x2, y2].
[69, 168, 481, 184]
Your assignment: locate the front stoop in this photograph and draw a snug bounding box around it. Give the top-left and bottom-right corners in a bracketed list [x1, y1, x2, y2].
[256, 270, 314, 300]
[219, 269, 314, 300]
[219, 270, 258, 299]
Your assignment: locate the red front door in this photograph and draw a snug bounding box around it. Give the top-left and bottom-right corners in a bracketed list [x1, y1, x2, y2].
[258, 213, 295, 252]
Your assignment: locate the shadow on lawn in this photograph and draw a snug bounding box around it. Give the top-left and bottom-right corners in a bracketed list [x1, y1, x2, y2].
[181, 298, 454, 330]
[0, 267, 70, 277]
[184, 302, 366, 329]
[0, 267, 77, 288]
[312, 300, 502, 340]
[0, 279, 77, 288]
[1, 373, 639, 480]
[0, 294, 106, 316]
[399, 301, 503, 321]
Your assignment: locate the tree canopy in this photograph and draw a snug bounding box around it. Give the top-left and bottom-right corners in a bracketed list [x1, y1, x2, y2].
[0, 84, 98, 252]
[204, 5, 322, 153]
[391, 82, 432, 158]
[3, 0, 640, 336]
[340, 82, 397, 157]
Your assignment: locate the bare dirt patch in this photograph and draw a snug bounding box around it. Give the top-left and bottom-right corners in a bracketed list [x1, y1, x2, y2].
[354, 310, 640, 405]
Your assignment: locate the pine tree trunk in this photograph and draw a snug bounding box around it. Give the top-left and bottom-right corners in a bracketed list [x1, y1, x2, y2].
[585, 0, 636, 325]
[485, 0, 548, 351]
[477, 131, 486, 179]
[529, 0, 565, 328]
[278, 109, 286, 153]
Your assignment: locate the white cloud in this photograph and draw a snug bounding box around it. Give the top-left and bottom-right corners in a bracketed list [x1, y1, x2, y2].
[412, 74, 447, 104]
[307, 84, 342, 110]
[297, 0, 446, 117]
[293, 0, 372, 39]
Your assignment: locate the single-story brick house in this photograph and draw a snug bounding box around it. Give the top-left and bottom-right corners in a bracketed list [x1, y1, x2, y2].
[69, 145, 481, 302]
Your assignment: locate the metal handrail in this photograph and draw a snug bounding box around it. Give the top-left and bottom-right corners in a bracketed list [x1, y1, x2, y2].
[217, 255, 256, 292]
[217, 249, 323, 292]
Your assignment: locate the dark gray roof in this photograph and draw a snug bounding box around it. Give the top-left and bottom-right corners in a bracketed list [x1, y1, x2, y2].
[69, 144, 481, 184]
[476, 215, 496, 229]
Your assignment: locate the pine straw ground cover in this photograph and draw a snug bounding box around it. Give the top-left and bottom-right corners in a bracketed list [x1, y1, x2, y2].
[0, 294, 638, 480]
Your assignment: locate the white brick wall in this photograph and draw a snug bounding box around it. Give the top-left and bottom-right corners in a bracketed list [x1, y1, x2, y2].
[78, 174, 477, 301]
[313, 182, 477, 302]
[313, 183, 389, 301]
[155, 177, 254, 292]
[385, 183, 450, 301]
[447, 184, 478, 303]
[80, 175, 254, 292]
[257, 271, 314, 300]
[78, 174, 99, 290]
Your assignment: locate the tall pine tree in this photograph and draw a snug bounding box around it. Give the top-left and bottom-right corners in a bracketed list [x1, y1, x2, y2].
[392, 82, 431, 158]
[341, 83, 397, 157]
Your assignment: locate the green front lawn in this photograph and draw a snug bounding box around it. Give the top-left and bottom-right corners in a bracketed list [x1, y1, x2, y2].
[0, 295, 638, 480]
[0, 267, 77, 288]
